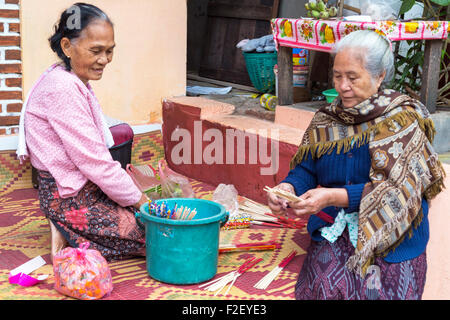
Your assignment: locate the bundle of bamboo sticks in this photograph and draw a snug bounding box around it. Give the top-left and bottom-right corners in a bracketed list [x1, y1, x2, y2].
[254, 250, 297, 290]
[238, 197, 307, 229]
[238, 199, 277, 222]
[172, 205, 197, 220]
[263, 185, 303, 202]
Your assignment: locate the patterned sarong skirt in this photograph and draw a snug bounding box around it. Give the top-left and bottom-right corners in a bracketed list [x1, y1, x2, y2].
[295, 228, 427, 300]
[37, 170, 146, 261]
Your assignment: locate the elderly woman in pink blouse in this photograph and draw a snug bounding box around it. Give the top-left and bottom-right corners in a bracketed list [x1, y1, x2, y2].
[19, 3, 148, 261]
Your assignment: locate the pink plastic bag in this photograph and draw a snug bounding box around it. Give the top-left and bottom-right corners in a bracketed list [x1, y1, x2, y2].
[53, 242, 113, 300]
[159, 159, 195, 198]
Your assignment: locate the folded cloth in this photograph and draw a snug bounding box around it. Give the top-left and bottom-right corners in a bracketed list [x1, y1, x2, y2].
[236, 34, 276, 52]
[319, 209, 359, 248]
[16, 64, 115, 164]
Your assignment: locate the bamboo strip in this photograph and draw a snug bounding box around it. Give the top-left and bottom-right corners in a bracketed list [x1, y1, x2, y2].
[238, 200, 278, 222]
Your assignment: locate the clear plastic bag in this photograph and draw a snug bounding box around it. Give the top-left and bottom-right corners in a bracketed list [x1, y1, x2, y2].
[159, 159, 195, 199]
[213, 184, 251, 230]
[53, 242, 113, 300]
[212, 184, 239, 214]
[126, 163, 162, 199]
[359, 0, 402, 20]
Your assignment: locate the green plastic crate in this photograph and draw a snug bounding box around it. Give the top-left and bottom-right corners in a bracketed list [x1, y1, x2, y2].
[243, 51, 277, 93]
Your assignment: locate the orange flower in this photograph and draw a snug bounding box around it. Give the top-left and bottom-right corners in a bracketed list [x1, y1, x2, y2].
[303, 28, 310, 37]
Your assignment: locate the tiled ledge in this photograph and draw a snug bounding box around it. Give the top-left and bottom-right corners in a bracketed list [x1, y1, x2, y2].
[164, 96, 315, 145]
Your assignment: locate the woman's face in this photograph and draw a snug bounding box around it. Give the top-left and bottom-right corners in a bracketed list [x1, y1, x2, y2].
[333, 48, 384, 108]
[61, 19, 115, 85]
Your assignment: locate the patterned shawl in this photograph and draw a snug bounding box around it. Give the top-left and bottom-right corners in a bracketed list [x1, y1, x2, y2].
[290, 88, 446, 278]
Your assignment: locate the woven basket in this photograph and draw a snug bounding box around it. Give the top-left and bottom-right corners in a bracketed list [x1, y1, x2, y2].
[243, 51, 277, 93]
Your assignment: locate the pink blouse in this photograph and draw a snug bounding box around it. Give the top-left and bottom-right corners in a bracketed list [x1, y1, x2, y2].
[24, 64, 142, 207]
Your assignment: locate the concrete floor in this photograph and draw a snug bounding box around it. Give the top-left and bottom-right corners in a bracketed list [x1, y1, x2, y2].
[187, 78, 275, 121]
[187, 78, 327, 122]
[439, 152, 450, 165]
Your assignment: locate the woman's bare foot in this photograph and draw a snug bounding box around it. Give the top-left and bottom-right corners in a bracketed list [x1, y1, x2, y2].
[48, 220, 68, 262]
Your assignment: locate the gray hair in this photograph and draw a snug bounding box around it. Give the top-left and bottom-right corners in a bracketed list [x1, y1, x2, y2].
[333, 30, 394, 85]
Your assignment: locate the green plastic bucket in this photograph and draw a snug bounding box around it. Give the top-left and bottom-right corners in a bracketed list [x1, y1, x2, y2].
[137, 198, 229, 285]
[243, 51, 278, 93]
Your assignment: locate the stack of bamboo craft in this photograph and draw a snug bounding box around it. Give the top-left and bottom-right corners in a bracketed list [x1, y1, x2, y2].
[238, 186, 306, 229]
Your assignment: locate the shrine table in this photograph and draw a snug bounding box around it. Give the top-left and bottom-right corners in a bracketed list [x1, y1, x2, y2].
[271, 18, 449, 112]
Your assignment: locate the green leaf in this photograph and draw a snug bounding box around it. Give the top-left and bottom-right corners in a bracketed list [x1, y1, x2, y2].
[429, 0, 450, 6]
[413, 52, 423, 65]
[400, 0, 416, 14]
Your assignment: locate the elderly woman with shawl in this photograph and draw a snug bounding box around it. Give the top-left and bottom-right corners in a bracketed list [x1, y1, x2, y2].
[268, 30, 445, 300]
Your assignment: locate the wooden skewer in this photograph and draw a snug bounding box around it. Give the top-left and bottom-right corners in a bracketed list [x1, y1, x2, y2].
[251, 221, 285, 228]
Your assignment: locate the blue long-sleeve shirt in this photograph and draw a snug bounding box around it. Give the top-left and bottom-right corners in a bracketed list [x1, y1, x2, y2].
[282, 143, 429, 263]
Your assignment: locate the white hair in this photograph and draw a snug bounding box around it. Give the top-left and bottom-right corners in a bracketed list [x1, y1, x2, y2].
[333, 30, 394, 85]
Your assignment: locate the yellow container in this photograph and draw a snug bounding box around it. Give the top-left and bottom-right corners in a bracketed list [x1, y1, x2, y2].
[265, 95, 278, 111]
[259, 93, 278, 111]
[259, 93, 272, 108]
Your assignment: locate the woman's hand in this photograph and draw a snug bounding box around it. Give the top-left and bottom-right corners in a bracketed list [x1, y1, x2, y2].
[289, 187, 348, 217]
[267, 183, 295, 216]
[133, 193, 149, 210]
